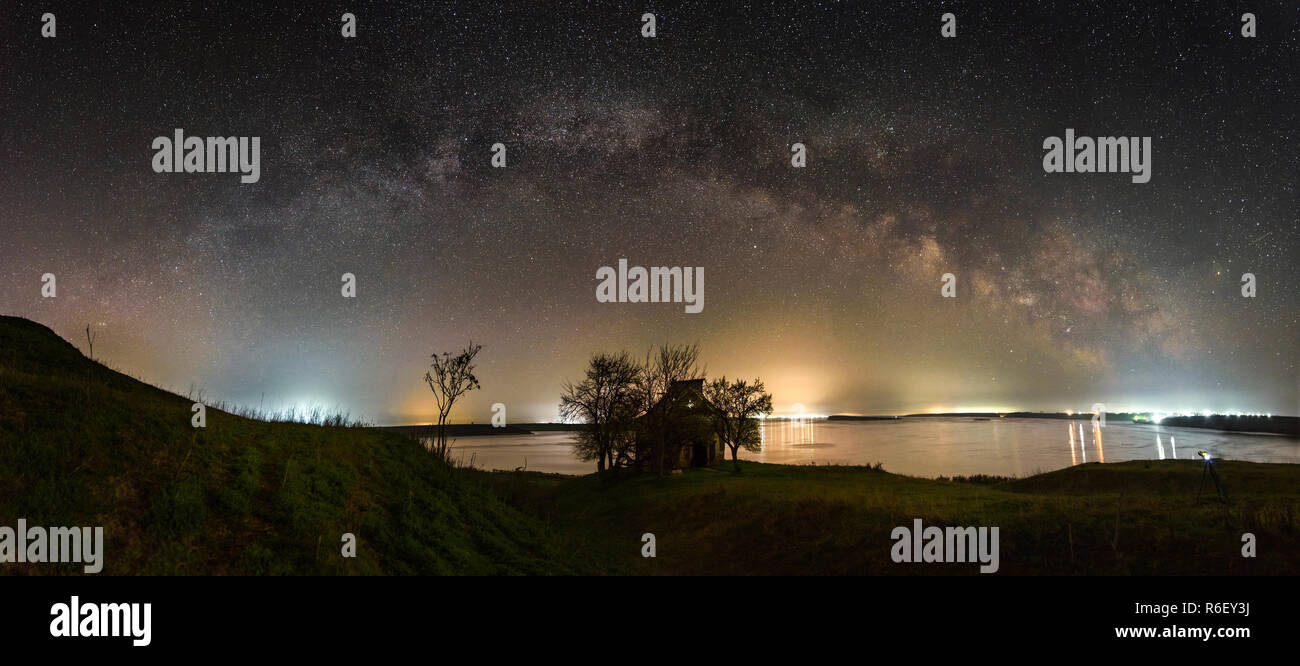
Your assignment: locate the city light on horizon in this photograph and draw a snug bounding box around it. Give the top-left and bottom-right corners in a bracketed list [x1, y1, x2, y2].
[1, 2, 1293, 428]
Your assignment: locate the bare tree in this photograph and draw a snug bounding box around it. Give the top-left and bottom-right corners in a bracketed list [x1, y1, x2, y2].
[423, 342, 482, 463]
[85, 324, 97, 360]
[706, 376, 773, 472]
[635, 344, 705, 477]
[559, 351, 641, 473]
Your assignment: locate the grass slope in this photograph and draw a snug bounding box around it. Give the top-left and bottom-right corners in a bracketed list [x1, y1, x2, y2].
[474, 459, 1300, 575]
[5, 315, 1296, 576]
[0, 316, 572, 575]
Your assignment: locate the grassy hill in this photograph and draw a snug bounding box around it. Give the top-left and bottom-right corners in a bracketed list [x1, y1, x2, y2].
[0, 316, 573, 575]
[5, 315, 1297, 576]
[472, 459, 1300, 575]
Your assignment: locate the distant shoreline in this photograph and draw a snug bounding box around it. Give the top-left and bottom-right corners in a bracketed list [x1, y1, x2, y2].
[827, 412, 1299, 437]
[376, 423, 586, 438]
[379, 413, 1299, 438]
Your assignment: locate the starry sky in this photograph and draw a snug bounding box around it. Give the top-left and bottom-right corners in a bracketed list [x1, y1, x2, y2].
[1, 1, 1296, 424]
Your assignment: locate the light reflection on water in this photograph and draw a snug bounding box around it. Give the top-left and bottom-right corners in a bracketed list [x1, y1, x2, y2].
[434, 418, 1300, 477]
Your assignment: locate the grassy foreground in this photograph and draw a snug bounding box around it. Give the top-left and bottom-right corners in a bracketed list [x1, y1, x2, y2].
[0, 316, 571, 575]
[4, 315, 1297, 575]
[471, 459, 1300, 575]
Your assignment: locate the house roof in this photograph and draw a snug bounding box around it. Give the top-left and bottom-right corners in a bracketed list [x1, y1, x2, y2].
[636, 378, 712, 422]
[668, 378, 705, 394]
[658, 378, 710, 412]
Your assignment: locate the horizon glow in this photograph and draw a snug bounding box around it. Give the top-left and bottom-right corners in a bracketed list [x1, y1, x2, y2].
[0, 4, 1293, 426]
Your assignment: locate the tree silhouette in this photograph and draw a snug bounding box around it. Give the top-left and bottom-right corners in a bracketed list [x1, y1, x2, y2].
[706, 376, 773, 472]
[84, 324, 97, 360]
[423, 342, 482, 463]
[559, 351, 641, 473]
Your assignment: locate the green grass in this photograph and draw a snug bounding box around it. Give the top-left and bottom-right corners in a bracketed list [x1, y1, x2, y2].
[471, 459, 1300, 575]
[0, 316, 573, 575]
[5, 315, 1297, 576]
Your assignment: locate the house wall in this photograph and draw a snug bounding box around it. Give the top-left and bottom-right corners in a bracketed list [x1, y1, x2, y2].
[673, 434, 725, 468]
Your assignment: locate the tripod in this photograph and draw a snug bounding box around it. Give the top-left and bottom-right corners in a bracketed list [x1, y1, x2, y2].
[1197, 452, 1229, 504]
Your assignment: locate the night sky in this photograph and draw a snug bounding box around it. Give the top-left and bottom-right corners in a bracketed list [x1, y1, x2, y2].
[1, 1, 1296, 423]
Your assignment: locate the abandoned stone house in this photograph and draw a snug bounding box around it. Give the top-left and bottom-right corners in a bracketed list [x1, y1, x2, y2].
[635, 378, 726, 469]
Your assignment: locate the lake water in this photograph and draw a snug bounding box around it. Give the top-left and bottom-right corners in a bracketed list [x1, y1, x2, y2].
[438, 417, 1300, 478]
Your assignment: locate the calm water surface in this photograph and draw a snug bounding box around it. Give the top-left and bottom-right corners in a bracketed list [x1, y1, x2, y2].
[438, 417, 1300, 477]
